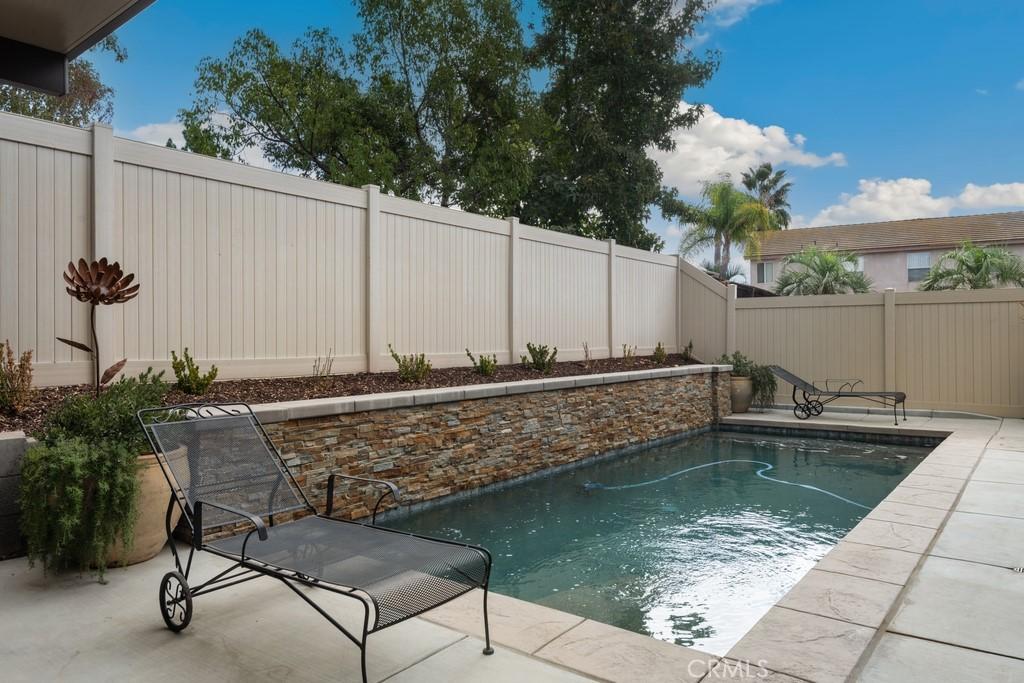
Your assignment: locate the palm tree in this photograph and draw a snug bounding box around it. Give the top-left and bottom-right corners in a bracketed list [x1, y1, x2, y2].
[700, 259, 746, 283]
[741, 162, 792, 228]
[919, 241, 1024, 291]
[774, 246, 872, 295]
[678, 176, 777, 278]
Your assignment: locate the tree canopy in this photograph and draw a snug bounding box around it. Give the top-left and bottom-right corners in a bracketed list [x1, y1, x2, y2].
[919, 241, 1024, 291]
[773, 246, 872, 296]
[180, 0, 718, 250]
[741, 162, 792, 229]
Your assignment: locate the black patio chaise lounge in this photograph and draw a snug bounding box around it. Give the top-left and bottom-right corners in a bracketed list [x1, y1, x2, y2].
[768, 365, 907, 425]
[138, 403, 494, 683]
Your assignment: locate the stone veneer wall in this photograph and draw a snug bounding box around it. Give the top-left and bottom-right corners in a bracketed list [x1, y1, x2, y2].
[263, 369, 731, 520]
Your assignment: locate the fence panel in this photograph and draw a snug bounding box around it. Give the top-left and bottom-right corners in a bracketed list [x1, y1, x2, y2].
[678, 261, 728, 362]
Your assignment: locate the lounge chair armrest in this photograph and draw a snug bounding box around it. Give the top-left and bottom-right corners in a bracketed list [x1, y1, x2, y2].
[825, 378, 863, 392]
[326, 473, 401, 524]
[192, 499, 269, 549]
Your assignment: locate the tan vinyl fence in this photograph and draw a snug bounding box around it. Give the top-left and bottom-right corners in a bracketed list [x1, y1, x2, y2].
[736, 289, 1024, 418]
[0, 112, 731, 386]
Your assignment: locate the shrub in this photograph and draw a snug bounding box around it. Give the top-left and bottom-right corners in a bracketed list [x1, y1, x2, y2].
[170, 347, 218, 395]
[40, 368, 168, 455]
[521, 342, 557, 374]
[0, 340, 33, 414]
[19, 437, 139, 576]
[389, 344, 431, 382]
[622, 344, 637, 366]
[582, 341, 593, 369]
[466, 349, 497, 376]
[717, 352, 776, 410]
[652, 342, 668, 364]
[681, 340, 695, 363]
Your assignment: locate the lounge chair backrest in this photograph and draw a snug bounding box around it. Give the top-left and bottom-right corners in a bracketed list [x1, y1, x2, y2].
[768, 365, 820, 393]
[141, 405, 310, 530]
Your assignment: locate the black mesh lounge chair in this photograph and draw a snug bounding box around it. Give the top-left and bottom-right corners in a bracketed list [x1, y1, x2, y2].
[138, 403, 494, 683]
[768, 365, 907, 425]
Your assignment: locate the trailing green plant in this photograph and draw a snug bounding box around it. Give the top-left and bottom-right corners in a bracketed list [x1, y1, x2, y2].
[749, 363, 778, 410]
[0, 339, 33, 414]
[681, 339, 695, 363]
[466, 349, 497, 376]
[39, 368, 169, 455]
[717, 351, 776, 411]
[521, 342, 557, 374]
[388, 344, 432, 383]
[652, 342, 667, 364]
[19, 437, 140, 576]
[170, 347, 218, 395]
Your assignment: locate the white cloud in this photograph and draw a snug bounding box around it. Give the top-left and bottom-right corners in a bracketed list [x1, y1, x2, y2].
[1016, 78, 1024, 91]
[975, 88, 989, 96]
[653, 102, 846, 196]
[804, 177, 1024, 227]
[117, 116, 275, 170]
[710, 0, 775, 27]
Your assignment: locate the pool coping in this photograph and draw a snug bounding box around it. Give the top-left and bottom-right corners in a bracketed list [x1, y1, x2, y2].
[417, 411, 1015, 682]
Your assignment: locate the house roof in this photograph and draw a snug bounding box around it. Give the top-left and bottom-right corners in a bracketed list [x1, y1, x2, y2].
[755, 210, 1024, 260]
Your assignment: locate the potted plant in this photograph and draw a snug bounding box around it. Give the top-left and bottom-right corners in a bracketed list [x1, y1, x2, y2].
[19, 369, 174, 576]
[717, 352, 777, 414]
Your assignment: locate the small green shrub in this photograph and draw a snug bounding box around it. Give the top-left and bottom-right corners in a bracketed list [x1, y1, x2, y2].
[717, 352, 776, 410]
[39, 368, 168, 455]
[20, 437, 140, 576]
[622, 344, 637, 366]
[170, 348, 218, 395]
[389, 344, 431, 382]
[521, 342, 557, 374]
[466, 349, 497, 376]
[681, 340, 695, 363]
[0, 340, 33, 414]
[652, 342, 668, 364]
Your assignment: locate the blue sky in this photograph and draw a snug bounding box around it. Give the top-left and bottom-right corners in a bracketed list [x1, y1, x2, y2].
[91, 0, 1024, 256]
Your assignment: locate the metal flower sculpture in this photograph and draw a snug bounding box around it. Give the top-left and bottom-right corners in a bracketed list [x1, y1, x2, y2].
[57, 258, 139, 395]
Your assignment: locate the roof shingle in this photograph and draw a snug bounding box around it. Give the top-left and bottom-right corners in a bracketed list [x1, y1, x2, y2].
[755, 211, 1024, 259]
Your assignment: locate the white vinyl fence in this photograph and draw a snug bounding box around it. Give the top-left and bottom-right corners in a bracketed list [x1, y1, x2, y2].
[0, 112, 729, 386]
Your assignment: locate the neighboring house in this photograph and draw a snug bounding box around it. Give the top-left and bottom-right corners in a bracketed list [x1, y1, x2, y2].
[751, 211, 1024, 291]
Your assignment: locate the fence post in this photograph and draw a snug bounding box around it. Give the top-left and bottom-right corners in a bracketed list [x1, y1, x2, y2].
[725, 283, 737, 355]
[91, 123, 116, 382]
[507, 216, 520, 364]
[363, 185, 383, 372]
[607, 238, 616, 358]
[884, 287, 896, 391]
[676, 256, 683, 353]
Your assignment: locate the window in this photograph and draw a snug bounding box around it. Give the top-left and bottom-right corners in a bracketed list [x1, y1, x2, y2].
[755, 261, 774, 284]
[907, 252, 930, 282]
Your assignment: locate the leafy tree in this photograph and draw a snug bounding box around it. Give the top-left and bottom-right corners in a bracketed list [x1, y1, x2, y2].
[773, 246, 872, 295]
[919, 241, 1024, 291]
[741, 162, 792, 228]
[678, 177, 775, 277]
[354, 0, 537, 216]
[179, 29, 426, 195]
[0, 36, 126, 126]
[524, 0, 718, 250]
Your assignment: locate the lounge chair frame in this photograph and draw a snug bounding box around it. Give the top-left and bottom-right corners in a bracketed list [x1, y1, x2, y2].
[138, 403, 494, 683]
[768, 365, 906, 425]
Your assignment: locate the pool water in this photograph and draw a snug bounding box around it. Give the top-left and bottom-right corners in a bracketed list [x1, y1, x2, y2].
[391, 430, 930, 654]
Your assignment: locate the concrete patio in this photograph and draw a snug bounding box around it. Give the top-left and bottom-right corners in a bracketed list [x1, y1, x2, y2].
[2, 410, 1023, 682]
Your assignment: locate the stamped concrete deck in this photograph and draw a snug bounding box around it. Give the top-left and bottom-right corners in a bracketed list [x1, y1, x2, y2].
[722, 409, 1024, 683]
[2, 410, 1022, 682]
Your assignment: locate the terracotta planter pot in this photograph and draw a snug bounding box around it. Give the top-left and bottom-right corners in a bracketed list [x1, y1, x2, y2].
[730, 376, 753, 414]
[106, 454, 180, 567]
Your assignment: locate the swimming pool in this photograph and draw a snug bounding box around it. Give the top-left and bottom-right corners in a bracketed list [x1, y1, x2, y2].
[390, 429, 931, 655]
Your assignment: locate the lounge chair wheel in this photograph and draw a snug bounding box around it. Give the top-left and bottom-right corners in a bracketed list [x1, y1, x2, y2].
[809, 401, 824, 416]
[160, 570, 192, 632]
[793, 403, 811, 420]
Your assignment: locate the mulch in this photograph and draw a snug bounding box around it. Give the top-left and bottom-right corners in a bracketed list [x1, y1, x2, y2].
[2, 354, 697, 437]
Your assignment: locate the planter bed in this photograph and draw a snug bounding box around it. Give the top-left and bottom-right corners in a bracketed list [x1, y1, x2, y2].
[0, 353, 698, 435]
